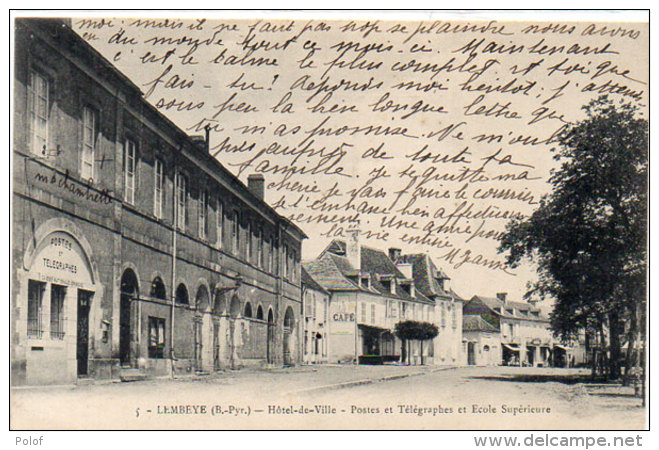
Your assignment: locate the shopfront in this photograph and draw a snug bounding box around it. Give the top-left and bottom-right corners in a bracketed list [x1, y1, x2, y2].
[18, 227, 102, 385]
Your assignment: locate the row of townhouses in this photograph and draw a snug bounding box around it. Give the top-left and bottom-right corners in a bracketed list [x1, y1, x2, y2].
[300, 233, 578, 369]
[11, 19, 577, 387]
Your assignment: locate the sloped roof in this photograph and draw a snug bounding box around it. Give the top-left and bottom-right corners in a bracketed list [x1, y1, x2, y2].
[463, 314, 500, 333]
[470, 295, 549, 322]
[301, 266, 329, 294]
[399, 253, 450, 299]
[314, 240, 434, 305]
[303, 253, 358, 291]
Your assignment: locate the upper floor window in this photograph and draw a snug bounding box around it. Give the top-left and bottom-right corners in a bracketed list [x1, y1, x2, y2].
[216, 200, 224, 249]
[198, 190, 208, 239]
[123, 139, 137, 204]
[232, 210, 240, 255]
[27, 70, 49, 156]
[176, 172, 187, 229]
[370, 304, 376, 324]
[268, 235, 275, 274]
[257, 227, 264, 268]
[153, 158, 164, 219]
[283, 244, 290, 280]
[80, 107, 96, 181]
[245, 220, 252, 261]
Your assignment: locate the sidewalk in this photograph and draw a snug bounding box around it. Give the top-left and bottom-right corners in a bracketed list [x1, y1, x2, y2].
[10, 363, 461, 401]
[173, 363, 460, 397]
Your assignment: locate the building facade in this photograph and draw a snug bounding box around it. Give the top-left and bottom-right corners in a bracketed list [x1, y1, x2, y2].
[397, 253, 465, 366]
[303, 236, 442, 365]
[12, 19, 306, 386]
[301, 267, 331, 364]
[462, 294, 558, 367]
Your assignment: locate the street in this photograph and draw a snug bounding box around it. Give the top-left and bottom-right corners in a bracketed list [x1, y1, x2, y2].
[10, 366, 645, 430]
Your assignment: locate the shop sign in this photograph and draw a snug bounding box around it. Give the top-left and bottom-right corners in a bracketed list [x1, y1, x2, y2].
[31, 232, 93, 286]
[332, 312, 355, 322]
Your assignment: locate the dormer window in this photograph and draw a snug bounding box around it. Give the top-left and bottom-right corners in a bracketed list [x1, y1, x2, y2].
[360, 275, 370, 289]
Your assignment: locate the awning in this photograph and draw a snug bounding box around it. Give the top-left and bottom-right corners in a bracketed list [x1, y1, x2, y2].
[358, 324, 391, 334]
[502, 344, 520, 351]
[553, 344, 571, 351]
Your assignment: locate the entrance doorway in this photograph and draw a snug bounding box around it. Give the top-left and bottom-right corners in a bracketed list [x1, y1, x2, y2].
[283, 307, 295, 366]
[77, 290, 93, 376]
[467, 342, 476, 365]
[120, 269, 139, 366]
[526, 346, 535, 366]
[212, 320, 221, 370]
[266, 308, 275, 364]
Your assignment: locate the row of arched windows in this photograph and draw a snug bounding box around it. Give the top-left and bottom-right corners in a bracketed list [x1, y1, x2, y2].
[242, 302, 266, 321]
[147, 275, 270, 321]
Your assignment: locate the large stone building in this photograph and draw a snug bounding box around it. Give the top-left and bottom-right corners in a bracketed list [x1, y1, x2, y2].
[11, 18, 306, 386]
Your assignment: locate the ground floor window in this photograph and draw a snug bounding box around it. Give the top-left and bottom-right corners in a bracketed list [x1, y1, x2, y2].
[148, 317, 166, 359]
[27, 280, 45, 338]
[50, 284, 66, 340]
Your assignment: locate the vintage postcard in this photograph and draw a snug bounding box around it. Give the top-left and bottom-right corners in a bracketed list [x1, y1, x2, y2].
[10, 10, 648, 431]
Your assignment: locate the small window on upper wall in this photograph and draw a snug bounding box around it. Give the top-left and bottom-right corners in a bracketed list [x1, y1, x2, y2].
[176, 172, 187, 229]
[198, 190, 208, 239]
[123, 139, 137, 204]
[216, 200, 224, 249]
[80, 107, 97, 181]
[154, 159, 164, 219]
[27, 70, 49, 156]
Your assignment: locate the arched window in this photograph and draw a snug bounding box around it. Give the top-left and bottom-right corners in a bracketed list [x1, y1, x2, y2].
[195, 285, 209, 312]
[284, 306, 295, 331]
[175, 283, 189, 305]
[244, 302, 253, 318]
[256, 305, 264, 320]
[150, 277, 166, 300]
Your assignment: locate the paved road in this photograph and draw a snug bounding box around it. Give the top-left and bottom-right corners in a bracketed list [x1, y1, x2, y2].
[11, 366, 645, 430]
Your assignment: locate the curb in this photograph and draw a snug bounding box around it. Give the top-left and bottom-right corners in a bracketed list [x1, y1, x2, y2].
[288, 365, 460, 396]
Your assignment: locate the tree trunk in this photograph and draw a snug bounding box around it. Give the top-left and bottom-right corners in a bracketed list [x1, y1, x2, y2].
[608, 310, 622, 380]
[401, 339, 407, 365]
[623, 302, 637, 386]
[420, 340, 424, 365]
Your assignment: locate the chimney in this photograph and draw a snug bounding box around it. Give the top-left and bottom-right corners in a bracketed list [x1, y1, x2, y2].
[247, 174, 265, 201]
[496, 292, 508, 303]
[346, 225, 361, 272]
[396, 262, 413, 279]
[388, 248, 401, 263]
[190, 135, 206, 151]
[190, 125, 211, 152]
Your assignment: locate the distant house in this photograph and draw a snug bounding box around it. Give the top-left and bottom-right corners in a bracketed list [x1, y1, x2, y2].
[301, 267, 331, 364]
[463, 293, 559, 367]
[398, 252, 465, 366]
[303, 234, 435, 365]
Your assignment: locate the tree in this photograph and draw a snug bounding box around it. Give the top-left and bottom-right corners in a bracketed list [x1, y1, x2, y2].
[498, 96, 647, 381]
[395, 320, 439, 365]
